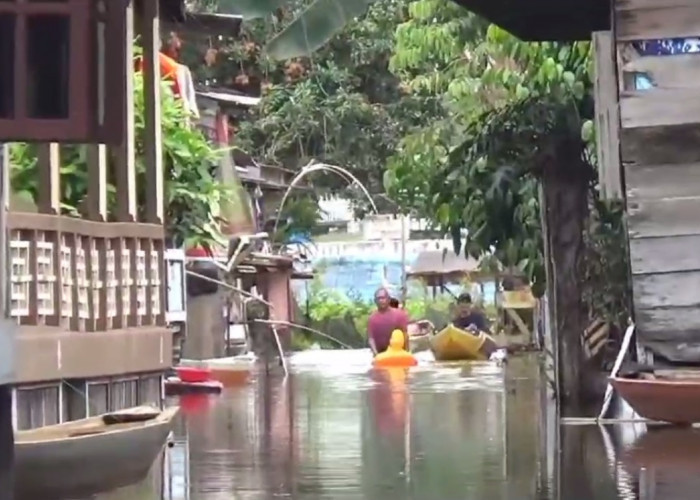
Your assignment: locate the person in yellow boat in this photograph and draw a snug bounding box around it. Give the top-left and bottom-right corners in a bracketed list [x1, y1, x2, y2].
[453, 293, 491, 334]
[373, 330, 417, 367]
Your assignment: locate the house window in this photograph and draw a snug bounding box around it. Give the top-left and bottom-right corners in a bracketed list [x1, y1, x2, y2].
[86, 381, 109, 417]
[110, 378, 138, 411]
[0, 0, 124, 142]
[26, 13, 71, 119]
[62, 380, 87, 422]
[0, 13, 14, 119]
[15, 384, 60, 430]
[138, 375, 162, 408]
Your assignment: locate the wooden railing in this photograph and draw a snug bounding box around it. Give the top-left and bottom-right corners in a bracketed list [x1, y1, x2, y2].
[8, 213, 166, 331]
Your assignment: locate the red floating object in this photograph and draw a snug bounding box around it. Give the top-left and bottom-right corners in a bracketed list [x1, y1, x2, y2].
[176, 366, 211, 383]
[179, 394, 216, 415]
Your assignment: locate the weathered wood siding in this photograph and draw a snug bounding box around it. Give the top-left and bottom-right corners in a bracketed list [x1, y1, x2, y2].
[614, 0, 700, 362]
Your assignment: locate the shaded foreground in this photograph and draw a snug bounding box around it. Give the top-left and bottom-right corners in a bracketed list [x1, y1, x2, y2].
[87, 351, 700, 499]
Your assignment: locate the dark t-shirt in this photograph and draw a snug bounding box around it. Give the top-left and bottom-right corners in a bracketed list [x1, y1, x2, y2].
[453, 311, 490, 332]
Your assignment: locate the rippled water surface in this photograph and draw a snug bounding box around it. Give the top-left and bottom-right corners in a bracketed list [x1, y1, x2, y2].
[91, 350, 700, 500]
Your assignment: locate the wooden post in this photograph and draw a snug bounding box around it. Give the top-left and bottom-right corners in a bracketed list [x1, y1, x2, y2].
[141, 0, 166, 330]
[592, 31, 623, 200]
[112, 1, 137, 223]
[142, 0, 164, 226]
[0, 144, 11, 500]
[37, 143, 61, 215]
[86, 144, 109, 331]
[86, 145, 108, 221]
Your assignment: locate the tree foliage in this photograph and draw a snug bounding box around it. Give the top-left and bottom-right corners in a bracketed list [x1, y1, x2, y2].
[384, 2, 593, 291]
[182, 0, 438, 213]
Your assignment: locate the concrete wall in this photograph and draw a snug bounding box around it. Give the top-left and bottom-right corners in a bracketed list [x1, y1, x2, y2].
[183, 292, 226, 360]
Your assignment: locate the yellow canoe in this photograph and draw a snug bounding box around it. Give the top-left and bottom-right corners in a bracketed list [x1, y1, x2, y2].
[430, 324, 494, 361]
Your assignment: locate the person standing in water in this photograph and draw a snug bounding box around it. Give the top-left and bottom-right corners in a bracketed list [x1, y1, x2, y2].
[368, 287, 409, 354]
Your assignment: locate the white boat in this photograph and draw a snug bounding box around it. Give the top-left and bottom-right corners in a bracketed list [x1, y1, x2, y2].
[15, 406, 179, 499]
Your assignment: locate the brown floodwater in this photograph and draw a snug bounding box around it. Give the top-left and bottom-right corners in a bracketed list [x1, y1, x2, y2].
[86, 351, 700, 500]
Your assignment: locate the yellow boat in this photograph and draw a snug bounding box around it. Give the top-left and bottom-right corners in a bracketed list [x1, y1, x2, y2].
[429, 324, 495, 361]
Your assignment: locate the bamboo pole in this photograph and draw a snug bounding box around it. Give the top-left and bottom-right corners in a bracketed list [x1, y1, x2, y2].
[598, 323, 635, 420]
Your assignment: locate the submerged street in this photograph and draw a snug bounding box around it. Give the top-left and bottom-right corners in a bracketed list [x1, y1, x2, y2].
[88, 351, 700, 500]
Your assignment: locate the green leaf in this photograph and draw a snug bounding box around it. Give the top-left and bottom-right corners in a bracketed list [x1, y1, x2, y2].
[266, 0, 378, 60]
[581, 119, 594, 143]
[382, 169, 396, 191]
[437, 203, 450, 225]
[216, 0, 287, 20]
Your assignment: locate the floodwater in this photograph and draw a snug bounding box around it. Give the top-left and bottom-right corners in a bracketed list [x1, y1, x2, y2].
[90, 351, 700, 500]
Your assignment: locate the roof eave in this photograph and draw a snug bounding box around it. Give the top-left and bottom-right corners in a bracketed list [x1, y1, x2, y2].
[451, 0, 610, 41]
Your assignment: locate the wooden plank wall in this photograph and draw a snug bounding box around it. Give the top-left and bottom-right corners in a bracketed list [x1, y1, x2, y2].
[615, 0, 700, 363]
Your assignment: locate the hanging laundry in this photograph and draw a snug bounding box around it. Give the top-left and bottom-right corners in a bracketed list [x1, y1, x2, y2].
[176, 64, 200, 119]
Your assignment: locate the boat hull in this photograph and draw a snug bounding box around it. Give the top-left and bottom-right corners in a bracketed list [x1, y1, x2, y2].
[610, 376, 700, 425]
[164, 377, 223, 395]
[430, 325, 492, 362]
[14, 406, 179, 499]
[409, 333, 431, 353]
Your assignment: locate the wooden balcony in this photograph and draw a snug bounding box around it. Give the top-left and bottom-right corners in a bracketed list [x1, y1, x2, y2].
[8, 208, 172, 385]
[2, 0, 175, 384]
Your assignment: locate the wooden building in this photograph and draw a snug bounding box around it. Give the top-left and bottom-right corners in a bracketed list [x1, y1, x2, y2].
[594, 3, 700, 365]
[0, 0, 242, 432]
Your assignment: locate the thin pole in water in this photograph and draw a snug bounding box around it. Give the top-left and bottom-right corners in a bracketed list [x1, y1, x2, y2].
[400, 215, 407, 303]
[598, 323, 636, 420]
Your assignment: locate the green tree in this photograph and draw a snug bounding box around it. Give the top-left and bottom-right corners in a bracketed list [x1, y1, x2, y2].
[385, 2, 632, 408]
[178, 0, 439, 216]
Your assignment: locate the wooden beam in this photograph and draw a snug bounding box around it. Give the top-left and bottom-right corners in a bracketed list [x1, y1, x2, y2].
[620, 89, 700, 129]
[593, 31, 623, 200]
[112, 1, 137, 222]
[630, 235, 700, 275]
[142, 0, 164, 225]
[37, 143, 60, 215]
[633, 271, 700, 309]
[616, 0, 700, 40]
[621, 124, 700, 166]
[625, 162, 700, 200]
[627, 196, 700, 238]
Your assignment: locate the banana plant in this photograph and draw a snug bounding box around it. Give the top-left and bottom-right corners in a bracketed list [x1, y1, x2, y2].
[218, 0, 378, 60]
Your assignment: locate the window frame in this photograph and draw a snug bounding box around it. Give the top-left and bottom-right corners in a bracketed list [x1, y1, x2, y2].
[0, 0, 124, 143]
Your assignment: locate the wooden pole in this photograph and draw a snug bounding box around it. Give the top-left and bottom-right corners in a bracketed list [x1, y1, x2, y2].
[0, 143, 13, 500]
[400, 215, 407, 303]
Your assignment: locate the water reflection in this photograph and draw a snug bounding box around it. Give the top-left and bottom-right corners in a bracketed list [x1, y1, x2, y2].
[85, 352, 700, 500]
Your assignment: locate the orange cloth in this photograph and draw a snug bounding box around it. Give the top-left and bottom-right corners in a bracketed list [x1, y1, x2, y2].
[135, 52, 181, 95]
